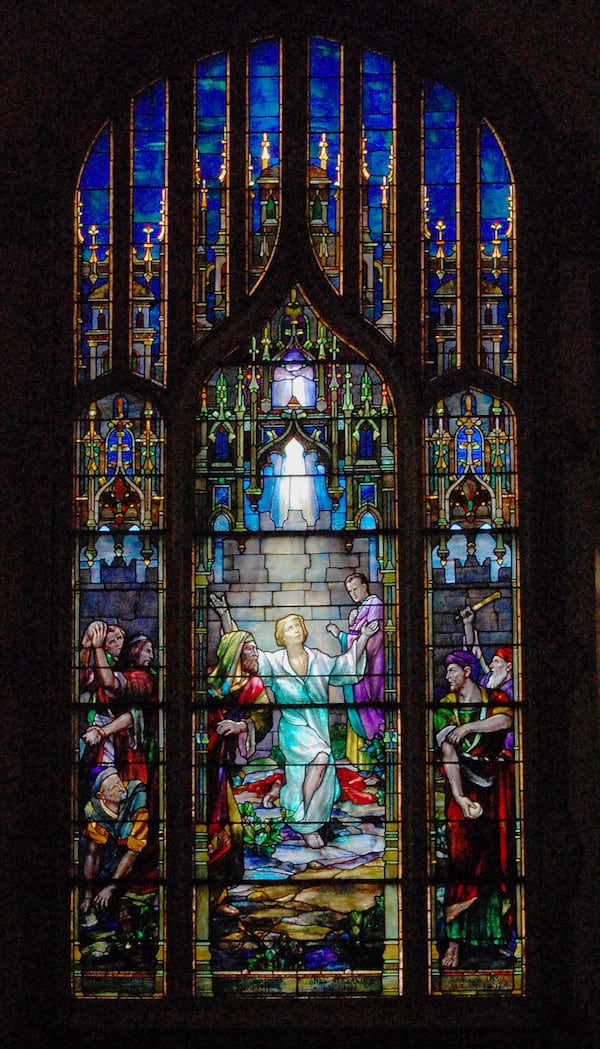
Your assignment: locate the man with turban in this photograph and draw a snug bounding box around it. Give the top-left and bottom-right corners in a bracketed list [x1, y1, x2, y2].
[434, 649, 515, 972]
[459, 605, 514, 699]
[206, 630, 272, 887]
[80, 765, 150, 920]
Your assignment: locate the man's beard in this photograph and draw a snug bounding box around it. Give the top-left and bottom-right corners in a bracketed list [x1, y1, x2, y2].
[486, 668, 507, 690]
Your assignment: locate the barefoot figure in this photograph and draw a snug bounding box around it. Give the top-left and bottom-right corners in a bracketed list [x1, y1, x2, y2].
[210, 594, 379, 849]
[434, 649, 515, 971]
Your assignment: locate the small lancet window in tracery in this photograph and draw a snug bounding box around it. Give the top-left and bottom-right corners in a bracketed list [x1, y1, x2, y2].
[479, 120, 516, 380]
[361, 50, 396, 339]
[422, 81, 460, 378]
[247, 39, 281, 291]
[130, 79, 168, 384]
[308, 38, 343, 290]
[194, 51, 229, 336]
[75, 124, 113, 383]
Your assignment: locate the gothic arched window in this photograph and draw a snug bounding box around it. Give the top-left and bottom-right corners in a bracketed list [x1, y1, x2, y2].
[72, 35, 523, 1003]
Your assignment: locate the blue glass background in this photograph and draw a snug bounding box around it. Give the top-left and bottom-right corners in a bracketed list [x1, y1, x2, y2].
[196, 55, 228, 249]
[309, 38, 341, 180]
[424, 81, 458, 376]
[480, 121, 512, 366]
[363, 51, 394, 323]
[248, 38, 280, 235]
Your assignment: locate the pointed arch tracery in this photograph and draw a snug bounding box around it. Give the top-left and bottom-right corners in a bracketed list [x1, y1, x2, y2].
[71, 34, 523, 1002]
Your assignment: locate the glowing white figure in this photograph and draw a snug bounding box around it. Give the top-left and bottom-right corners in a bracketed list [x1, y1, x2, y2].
[270, 437, 320, 528]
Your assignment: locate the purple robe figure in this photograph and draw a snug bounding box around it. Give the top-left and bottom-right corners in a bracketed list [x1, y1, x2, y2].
[338, 590, 384, 739]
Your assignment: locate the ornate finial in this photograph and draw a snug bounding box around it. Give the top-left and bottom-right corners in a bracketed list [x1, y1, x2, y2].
[423, 186, 431, 239]
[506, 186, 514, 239]
[316, 322, 327, 359]
[141, 401, 156, 475]
[360, 368, 373, 412]
[318, 132, 329, 171]
[387, 142, 395, 185]
[361, 126, 370, 180]
[76, 191, 85, 244]
[195, 148, 202, 186]
[247, 152, 254, 188]
[200, 178, 208, 210]
[142, 225, 154, 282]
[157, 189, 166, 243]
[342, 366, 353, 412]
[261, 324, 272, 361]
[381, 176, 388, 207]
[218, 126, 227, 184]
[462, 390, 475, 417]
[260, 131, 271, 170]
[490, 221, 503, 278]
[215, 371, 228, 418]
[435, 220, 446, 280]
[88, 225, 99, 284]
[284, 287, 303, 332]
[236, 367, 246, 408]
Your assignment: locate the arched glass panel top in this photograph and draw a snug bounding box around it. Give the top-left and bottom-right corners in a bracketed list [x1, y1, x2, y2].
[75, 46, 517, 388]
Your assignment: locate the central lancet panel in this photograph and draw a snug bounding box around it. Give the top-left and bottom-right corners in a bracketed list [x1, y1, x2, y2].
[193, 287, 401, 995]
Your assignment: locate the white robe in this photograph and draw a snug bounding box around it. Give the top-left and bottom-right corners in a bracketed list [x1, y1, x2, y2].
[257, 644, 366, 834]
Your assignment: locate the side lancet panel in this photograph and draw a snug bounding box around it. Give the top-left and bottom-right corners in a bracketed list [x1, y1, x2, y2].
[424, 390, 524, 994]
[72, 394, 166, 997]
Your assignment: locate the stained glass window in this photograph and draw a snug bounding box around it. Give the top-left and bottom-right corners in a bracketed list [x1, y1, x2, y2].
[195, 52, 229, 334]
[361, 51, 395, 339]
[71, 37, 523, 1004]
[479, 121, 516, 380]
[422, 81, 459, 378]
[194, 287, 400, 994]
[75, 124, 112, 383]
[72, 394, 165, 996]
[308, 38, 342, 290]
[248, 39, 281, 291]
[424, 390, 523, 993]
[130, 80, 168, 383]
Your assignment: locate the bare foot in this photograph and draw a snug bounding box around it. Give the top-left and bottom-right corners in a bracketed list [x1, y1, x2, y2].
[263, 783, 281, 809]
[441, 942, 460, 969]
[302, 831, 324, 848]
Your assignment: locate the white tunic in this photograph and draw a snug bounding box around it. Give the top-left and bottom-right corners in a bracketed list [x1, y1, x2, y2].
[257, 644, 366, 834]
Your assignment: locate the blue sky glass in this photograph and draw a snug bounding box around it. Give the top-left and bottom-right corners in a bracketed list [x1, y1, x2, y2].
[131, 80, 167, 378]
[480, 120, 513, 376]
[362, 50, 394, 329]
[195, 53, 228, 328]
[423, 80, 458, 376]
[77, 125, 111, 380]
